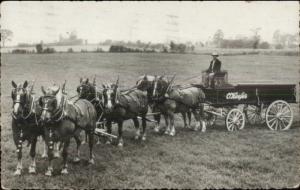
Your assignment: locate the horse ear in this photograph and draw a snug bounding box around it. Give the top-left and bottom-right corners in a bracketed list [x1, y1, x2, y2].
[102, 84, 106, 89]
[23, 80, 28, 88]
[80, 77, 82, 83]
[54, 86, 60, 95]
[159, 75, 164, 79]
[143, 74, 147, 80]
[41, 86, 47, 95]
[86, 78, 89, 83]
[12, 81, 17, 88]
[93, 76, 96, 86]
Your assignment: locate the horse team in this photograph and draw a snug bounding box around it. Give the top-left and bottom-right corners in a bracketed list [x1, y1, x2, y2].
[10, 74, 207, 176]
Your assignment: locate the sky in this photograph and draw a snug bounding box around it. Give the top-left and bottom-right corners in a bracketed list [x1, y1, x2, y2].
[1, 1, 299, 46]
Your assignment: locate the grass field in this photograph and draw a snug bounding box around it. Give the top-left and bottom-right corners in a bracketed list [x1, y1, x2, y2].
[1, 53, 300, 189]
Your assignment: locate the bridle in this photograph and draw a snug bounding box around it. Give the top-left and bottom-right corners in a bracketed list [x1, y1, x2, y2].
[11, 89, 36, 121]
[41, 95, 66, 123]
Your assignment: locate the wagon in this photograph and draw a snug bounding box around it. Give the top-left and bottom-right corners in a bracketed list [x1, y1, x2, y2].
[192, 70, 297, 131]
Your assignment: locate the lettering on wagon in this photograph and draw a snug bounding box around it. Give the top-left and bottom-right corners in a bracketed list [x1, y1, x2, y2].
[226, 92, 248, 100]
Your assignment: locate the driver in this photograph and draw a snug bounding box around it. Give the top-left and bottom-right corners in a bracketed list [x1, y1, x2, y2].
[206, 52, 222, 88]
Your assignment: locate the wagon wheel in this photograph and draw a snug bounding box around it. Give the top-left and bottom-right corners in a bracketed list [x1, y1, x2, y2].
[265, 100, 293, 131]
[244, 105, 265, 125]
[225, 108, 245, 131]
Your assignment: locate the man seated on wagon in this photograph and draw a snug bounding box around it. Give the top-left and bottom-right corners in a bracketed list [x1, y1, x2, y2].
[205, 52, 222, 88]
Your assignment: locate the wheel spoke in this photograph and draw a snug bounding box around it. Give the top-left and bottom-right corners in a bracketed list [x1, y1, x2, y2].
[270, 119, 277, 129]
[267, 117, 277, 123]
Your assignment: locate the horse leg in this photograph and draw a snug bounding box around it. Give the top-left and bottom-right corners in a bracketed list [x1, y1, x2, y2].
[169, 112, 176, 136]
[164, 114, 170, 135]
[81, 131, 88, 145]
[41, 138, 48, 158]
[198, 105, 207, 132]
[187, 111, 192, 128]
[117, 121, 124, 147]
[141, 116, 147, 141]
[54, 142, 61, 158]
[133, 117, 140, 140]
[181, 112, 187, 128]
[88, 130, 95, 164]
[45, 129, 54, 176]
[61, 138, 70, 175]
[153, 113, 161, 132]
[28, 136, 38, 174]
[73, 130, 81, 163]
[13, 129, 23, 176]
[105, 121, 112, 144]
[192, 109, 200, 131]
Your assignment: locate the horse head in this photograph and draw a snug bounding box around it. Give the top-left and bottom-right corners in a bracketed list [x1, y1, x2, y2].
[102, 79, 120, 112]
[11, 80, 29, 118]
[152, 75, 169, 100]
[39, 85, 61, 124]
[77, 77, 96, 101]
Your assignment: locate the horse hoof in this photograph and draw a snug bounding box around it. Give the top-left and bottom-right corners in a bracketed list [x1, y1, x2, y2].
[88, 159, 95, 165]
[28, 166, 36, 174]
[154, 127, 160, 133]
[45, 170, 52, 176]
[164, 130, 170, 135]
[96, 141, 101, 145]
[61, 168, 68, 175]
[41, 153, 48, 158]
[73, 157, 81, 163]
[170, 131, 175, 136]
[118, 143, 123, 147]
[142, 136, 146, 141]
[81, 141, 87, 145]
[134, 135, 139, 140]
[105, 140, 111, 145]
[14, 169, 22, 176]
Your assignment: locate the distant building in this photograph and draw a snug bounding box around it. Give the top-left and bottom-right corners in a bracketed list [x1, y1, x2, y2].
[48, 31, 84, 46]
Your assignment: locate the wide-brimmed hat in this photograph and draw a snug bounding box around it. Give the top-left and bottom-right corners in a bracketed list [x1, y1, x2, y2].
[211, 52, 219, 56]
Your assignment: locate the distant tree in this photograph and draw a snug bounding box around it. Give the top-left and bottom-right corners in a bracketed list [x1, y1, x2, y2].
[272, 30, 281, 45]
[258, 41, 270, 49]
[1, 29, 13, 47]
[36, 43, 43, 53]
[250, 27, 261, 49]
[213, 29, 224, 47]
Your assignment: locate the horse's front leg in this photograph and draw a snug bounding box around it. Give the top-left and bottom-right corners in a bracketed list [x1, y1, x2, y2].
[117, 121, 124, 147]
[169, 112, 176, 136]
[45, 128, 54, 176]
[153, 113, 161, 132]
[187, 111, 192, 128]
[61, 138, 70, 175]
[132, 117, 140, 140]
[88, 129, 95, 164]
[181, 112, 187, 128]
[164, 114, 170, 135]
[13, 128, 23, 176]
[105, 121, 112, 144]
[141, 116, 147, 141]
[28, 136, 38, 174]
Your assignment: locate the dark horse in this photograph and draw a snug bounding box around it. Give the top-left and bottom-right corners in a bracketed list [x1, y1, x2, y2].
[77, 77, 103, 144]
[39, 84, 97, 176]
[11, 80, 44, 175]
[102, 77, 148, 147]
[136, 75, 193, 132]
[151, 76, 207, 136]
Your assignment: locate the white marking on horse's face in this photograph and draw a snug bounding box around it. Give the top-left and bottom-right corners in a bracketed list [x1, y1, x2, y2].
[41, 100, 49, 121]
[153, 80, 158, 97]
[106, 89, 114, 109]
[13, 95, 21, 114]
